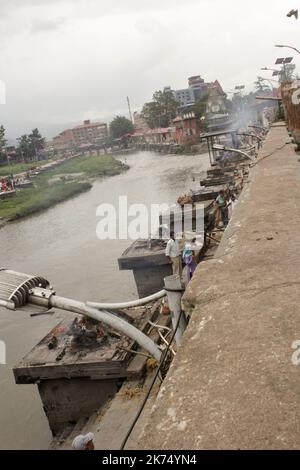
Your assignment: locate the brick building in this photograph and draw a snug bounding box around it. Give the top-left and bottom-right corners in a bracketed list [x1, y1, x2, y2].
[173, 112, 203, 144]
[52, 120, 108, 150]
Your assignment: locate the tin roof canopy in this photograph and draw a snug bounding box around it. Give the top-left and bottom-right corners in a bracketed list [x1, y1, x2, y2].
[199, 129, 238, 139]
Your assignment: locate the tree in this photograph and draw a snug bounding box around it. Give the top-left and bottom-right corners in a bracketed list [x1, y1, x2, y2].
[279, 64, 296, 83]
[0, 125, 7, 164]
[254, 77, 271, 92]
[17, 135, 32, 162]
[16, 129, 45, 162]
[110, 116, 134, 139]
[140, 101, 161, 129]
[28, 128, 45, 160]
[141, 89, 179, 128]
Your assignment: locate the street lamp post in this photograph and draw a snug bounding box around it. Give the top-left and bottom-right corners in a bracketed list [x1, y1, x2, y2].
[259, 77, 277, 91]
[261, 67, 280, 73]
[275, 44, 300, 55]
[262, 58, 296, 83]
[234, 85, 245, 113]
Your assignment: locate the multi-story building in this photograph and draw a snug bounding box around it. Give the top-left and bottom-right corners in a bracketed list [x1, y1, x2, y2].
[188, 75, 209, 102]
[166, 76, 224, 110]
[52, 120, 108, 150]
[173, 88, 195, 108]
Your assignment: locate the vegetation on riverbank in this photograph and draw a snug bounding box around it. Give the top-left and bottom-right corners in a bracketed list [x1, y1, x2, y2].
[0, 180, 92, 220]
[0, 153, 128, 222]
[48, 153, 127, 178]
[0, 160, 48, 176]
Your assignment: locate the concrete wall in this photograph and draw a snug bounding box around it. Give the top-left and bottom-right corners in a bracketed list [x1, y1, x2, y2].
[137, 124, 300, 450]
[39, 378, 119, 435]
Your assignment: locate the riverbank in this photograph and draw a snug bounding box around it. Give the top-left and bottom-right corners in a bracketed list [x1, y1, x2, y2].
[138, 123, 300, 450]
[0, 159, 51, 176]
[0, 154, 128, 224]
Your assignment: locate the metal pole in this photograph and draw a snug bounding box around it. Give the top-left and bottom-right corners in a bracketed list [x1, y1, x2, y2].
[206, 137, 212, 166]
[0, 299, 15, 310]
[127, 96, 133, 124]
[28, 291, 162, 361]
[164, 275, 187, 345]
[87, 289, 166, 310]
[212, 144, 256, 162]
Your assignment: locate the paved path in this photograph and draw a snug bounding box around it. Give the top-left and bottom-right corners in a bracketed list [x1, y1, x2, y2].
[138, 124, 300, 450]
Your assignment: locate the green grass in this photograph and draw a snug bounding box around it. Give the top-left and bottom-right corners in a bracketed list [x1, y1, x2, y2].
[0, 154, 127, 221]
[0, 160, 51, 176]
[49, 153, 125, 177]
[0, 181, 92, 219]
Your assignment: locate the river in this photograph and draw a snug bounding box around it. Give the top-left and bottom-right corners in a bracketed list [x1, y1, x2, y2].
[0, 150, 210, 449]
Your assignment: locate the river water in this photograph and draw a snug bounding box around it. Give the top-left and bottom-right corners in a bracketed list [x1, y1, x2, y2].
[0, 150, 209, 449]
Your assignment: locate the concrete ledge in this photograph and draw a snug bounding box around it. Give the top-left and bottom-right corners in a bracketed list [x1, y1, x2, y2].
[138, 125, 300, 450]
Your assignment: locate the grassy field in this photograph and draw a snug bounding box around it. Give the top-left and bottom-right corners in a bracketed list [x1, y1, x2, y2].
[0, 154, 127, 221]
[0, 160, 50, 176]
[49, 153, 126, 177]
[0, 181, 92, 219]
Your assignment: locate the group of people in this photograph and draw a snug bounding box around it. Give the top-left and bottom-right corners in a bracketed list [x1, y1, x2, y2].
[1, 175, 14, 192]
[165, 190, 238, 283]
[165, 231, 197, 283]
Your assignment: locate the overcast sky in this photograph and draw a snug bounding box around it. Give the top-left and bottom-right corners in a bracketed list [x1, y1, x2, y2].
[0, 0, 299, 141]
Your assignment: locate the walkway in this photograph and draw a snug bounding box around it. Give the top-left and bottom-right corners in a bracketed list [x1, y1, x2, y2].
[138, 123, 300, 450]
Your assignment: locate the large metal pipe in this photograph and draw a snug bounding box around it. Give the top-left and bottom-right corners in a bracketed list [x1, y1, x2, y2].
[237, 132, 263, 142]
[212, 144, 256, 162]
[38, 294, 162, 361]
[0, 299, 15, 310]
[164, 275, 187, 345]
[87, 289, 166, 310]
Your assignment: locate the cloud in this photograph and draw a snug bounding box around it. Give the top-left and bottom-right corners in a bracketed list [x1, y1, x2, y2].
[30, 17, 66, 33]
[0, 0, 299, 140]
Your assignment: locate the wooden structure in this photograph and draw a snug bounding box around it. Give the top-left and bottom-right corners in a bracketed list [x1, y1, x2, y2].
[14, 302, 164, 435]
[199, 129, 239, 165]
[118, 239, 172, 298]
[119, 200, 217, 298]
[281, 82, 300, 146]
[0, 189, 16, 200]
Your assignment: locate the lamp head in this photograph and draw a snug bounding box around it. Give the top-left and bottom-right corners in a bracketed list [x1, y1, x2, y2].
[287, 9, 298, 19]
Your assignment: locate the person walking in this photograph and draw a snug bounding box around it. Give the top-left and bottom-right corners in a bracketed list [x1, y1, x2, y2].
[227, 193, 237, 219]
[182, 242, 196, 283]
[215, 190, 228, 228]
[165, 231, 182, 277]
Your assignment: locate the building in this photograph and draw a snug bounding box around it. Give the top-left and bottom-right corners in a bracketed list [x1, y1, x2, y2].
[52, 120, 108, 150]
[188, 75, 209, 102]
[205, 85, 233, 132]
[144, 127, 176, 145]
[173, 88, 195, 108]
[173, 112, 203, 144]
[166, 76, 225, 111]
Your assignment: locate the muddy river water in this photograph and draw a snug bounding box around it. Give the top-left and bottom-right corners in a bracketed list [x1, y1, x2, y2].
[0, 150, 209, 449]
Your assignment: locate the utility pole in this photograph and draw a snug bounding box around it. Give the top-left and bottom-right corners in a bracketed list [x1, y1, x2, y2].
[127, 96, 133, 124]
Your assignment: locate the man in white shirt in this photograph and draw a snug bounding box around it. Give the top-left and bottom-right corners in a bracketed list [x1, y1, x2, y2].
[165, 231, 182, 277]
